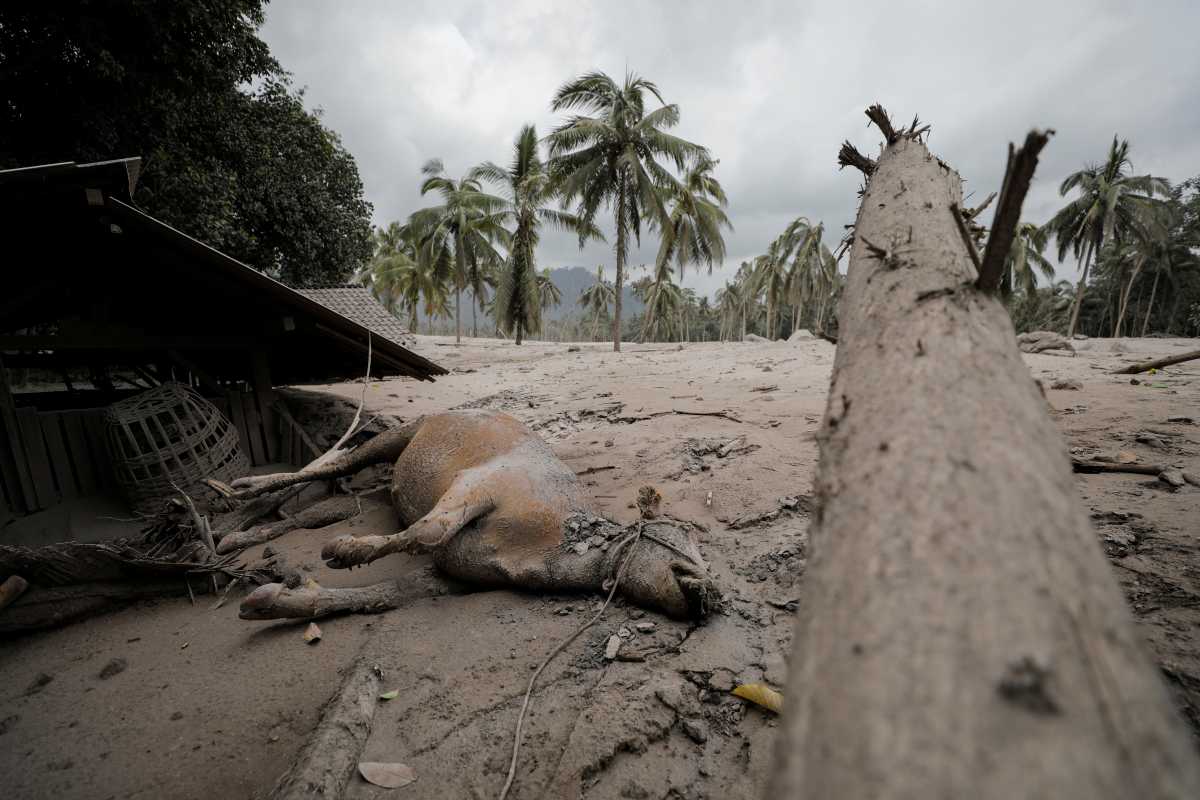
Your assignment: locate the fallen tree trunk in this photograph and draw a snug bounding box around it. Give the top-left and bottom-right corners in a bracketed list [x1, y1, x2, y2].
[769, 111, 1200, 798]
[1111, 348, 1200, 375]
[268, 657, 382, 800]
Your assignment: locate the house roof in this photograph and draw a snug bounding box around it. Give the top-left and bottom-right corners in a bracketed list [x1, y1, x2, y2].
[0, 159, 447, 384]
[297, 287, 415, 352]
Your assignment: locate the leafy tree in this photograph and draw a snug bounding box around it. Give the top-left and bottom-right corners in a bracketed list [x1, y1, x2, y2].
[472, 125, 600, 344]
[547, 71, 706, 351]
[535, 268, 562, 322]
[577, 266, 615, 341]
[357, 222, 443, 333]
[1045, 136, 1169, 337]
[410, 160, 509, 344]
[0, 2, 373, 286]
[1001, 223, 1056, 298]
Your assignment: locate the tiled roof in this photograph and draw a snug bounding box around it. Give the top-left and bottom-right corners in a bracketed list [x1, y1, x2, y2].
[297, 286, 416, 350]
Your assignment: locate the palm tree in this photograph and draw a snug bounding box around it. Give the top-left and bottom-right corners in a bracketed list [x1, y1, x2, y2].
[471, 124, 601, 344]
[1112, 225, 1198, 337]
[715, 280, 743, 341]
[409, 159, 509, 344]
[358, 222, 440, 333]
[1002, 223, 1056, 298]
[1044, 137, 1169, 337]
[755, 218, 816, 339]
[546, 70, 707, 351]
[577, 265, 615, 341]
[535, 268, 561, 328]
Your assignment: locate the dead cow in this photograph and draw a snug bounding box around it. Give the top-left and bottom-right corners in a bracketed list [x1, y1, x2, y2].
[228, 410, 718, 621]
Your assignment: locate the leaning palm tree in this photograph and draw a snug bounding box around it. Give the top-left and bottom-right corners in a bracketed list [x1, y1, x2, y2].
[535, 268, 562, 324]
[577, 265, 615, 341]
[409, 159, 509, 344]
[1044, 137, 1169, 337]
[1111, 222, 1198, 337]
[1002, 223, 1056, 298]
[546, 70, 707, 351]
[472, 124, 602, 344]
[715, 280, 743, 341]
[756, 218, 818, 339]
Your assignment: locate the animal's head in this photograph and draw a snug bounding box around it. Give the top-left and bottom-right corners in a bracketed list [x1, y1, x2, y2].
[617, 520, 719, 620]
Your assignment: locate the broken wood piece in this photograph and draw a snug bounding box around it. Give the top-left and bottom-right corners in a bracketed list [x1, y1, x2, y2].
[977, 129, 1054, 292]
[1110, 349, 1200, 375]
[267, 658, 383, 800]
[0, 574, 29, 612]
[575, 465, 617, 477]
[1071, 460, 1165, 476]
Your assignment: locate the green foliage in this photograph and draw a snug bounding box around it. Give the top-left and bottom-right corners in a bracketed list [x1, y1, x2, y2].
[0, 1, 373, 287]
[546, 70, 708, 350]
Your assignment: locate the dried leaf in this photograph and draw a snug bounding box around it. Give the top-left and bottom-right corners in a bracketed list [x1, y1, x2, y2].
[359, 762, 415, 788]
[733, 683, 783, 714]
[303, 622, 322, 644]
[379, 689, 399, 701]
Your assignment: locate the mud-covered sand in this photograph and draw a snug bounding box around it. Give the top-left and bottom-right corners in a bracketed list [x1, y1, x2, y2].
[2, 334, 1197, 799]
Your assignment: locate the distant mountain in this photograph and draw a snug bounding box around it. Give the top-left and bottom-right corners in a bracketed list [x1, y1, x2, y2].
[406, 265, 644, 328]
[542, 265, 645, 321]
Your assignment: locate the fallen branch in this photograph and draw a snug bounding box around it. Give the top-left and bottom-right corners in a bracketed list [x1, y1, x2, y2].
[977, 129, 1054, 292]
[1071, 460, 1164, 476]
[268, 657, 383, 800]
[575, 465, 617, 477]
[1110, 349, 1200, 375]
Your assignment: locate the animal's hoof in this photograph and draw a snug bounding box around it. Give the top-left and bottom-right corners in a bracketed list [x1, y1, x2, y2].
[322, 534, 389, 569]
[239, 583, 284, 620]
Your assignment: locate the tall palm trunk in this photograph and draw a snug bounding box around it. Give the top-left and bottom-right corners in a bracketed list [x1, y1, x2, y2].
[770, 129, 1200, 799]
[1141, 269, 1162, 337]
[612, 179, 627, 353]
[1113, 256, 1147, 337]
[1066, 244, 1094, 339]
[454, 235, 465, 345]
[741, 301, 747, 341]
[471, 290, 478, 339]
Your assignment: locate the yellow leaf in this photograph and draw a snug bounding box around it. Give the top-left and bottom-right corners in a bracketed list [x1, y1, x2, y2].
[732, 683, 783, 713]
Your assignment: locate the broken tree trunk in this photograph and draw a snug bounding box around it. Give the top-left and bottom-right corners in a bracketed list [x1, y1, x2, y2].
[268, 657, 382, 800]
[768, 115, 1200, 799]
[1111, 348, 1200, 375]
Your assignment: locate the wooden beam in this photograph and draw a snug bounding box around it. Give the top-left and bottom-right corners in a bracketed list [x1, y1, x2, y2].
[0, 356, 35, 513]
[0, 334, 256, 351]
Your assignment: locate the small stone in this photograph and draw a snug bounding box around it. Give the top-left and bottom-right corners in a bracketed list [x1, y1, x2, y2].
[573, 541, 589, 556]
[630, 609, 645, 620]
[708, 671, 735, 693]
[98, 658, 127, 680]
[618, 626, 632, 639]
[635, 622, 656, 633]
[25, 673, 53, 695]
[681, 718, 709, 744]
[1160, 468, 1186, 489]
[261, 545, 276, 558]
[170, 711, 184, 721]
[604, 635, 622, 660]
[605, 440, 614, 448]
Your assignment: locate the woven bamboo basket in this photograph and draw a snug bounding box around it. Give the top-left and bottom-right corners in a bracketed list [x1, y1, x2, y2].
[104, 383, 249, 513]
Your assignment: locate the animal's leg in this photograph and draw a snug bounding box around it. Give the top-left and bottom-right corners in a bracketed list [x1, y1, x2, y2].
[238, 568, 461, 620]
[215, 495, 363, 554]
[228, 419, 421, 499]
[321, 483, 494, 569]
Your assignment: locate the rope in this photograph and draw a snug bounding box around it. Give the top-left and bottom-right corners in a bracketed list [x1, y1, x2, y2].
[497, 521, 646, 800]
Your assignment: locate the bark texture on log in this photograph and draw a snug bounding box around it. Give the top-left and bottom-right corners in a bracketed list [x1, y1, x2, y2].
[769, 136, 1200, 798]
[268, 657, 382, 800]
[1111, 348, 1200, 375]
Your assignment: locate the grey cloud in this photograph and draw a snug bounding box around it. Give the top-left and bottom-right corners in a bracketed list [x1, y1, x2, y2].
[261, 0, 1200, 298]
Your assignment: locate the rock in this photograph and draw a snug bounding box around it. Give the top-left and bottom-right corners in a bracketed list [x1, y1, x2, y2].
[681, 717, 709, 744]
[261, 544, 276, 558]
[605, 635, 622, 660]
[1136, 431, 1167, 449]
[654, 681, 702, 717]
[170, 711, 184, 721]
[618, 626, 632, 639]
[708, 670, 736, 693]
[572, 541, 589, 556]
[744, 333, 770, 343]
[635, 621, 656, 633]
[1050, 379, 1082, 391]
[98, 658, 127, 680]
[1183, 472, 1200, 488]
[567, 345, 581, 352]
[787, 329, 816, 342]
[1016, 331, 1074, 354]
[1160, 469, 1186, 489]
[1117, 451, 1139, 464]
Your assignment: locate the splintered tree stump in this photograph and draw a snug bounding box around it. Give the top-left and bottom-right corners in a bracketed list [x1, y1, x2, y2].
[768, 118, 1200, 798]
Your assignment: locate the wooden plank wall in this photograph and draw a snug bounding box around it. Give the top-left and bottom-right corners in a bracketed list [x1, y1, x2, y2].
[0, 408, 114, 515]
[0, 389, 295, 521]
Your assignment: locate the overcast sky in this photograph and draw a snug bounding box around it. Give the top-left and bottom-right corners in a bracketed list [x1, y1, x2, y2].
[260, 0, 1200, 298]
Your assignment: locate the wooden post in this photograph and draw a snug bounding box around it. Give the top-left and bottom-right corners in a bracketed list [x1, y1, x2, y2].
[0, 355, 35, 513]
[768, 112, 1200, 798]
[251, 349, 278, 463]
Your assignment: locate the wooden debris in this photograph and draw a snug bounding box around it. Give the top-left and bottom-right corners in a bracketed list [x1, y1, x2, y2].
[1111, 349, 1200, 375]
